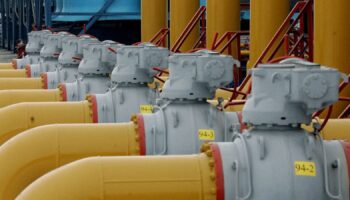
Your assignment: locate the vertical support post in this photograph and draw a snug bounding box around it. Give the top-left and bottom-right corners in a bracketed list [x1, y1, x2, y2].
[11, 0, 18, 51]
[307, 2, 313, 61]
[248, 0, 290, 69]
[141, 0, 168, 42]
[44, 0, 52, 28]
[315, 0, 350, 117]
[0, 0, 6, 48]
[206, 0, 240, 58]
[170, 0, 199, 52]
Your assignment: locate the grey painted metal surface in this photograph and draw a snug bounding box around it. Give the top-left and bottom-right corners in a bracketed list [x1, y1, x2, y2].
[243, 61, 344, 126]
[214, 60, 349, 200]
[161, 51, 239, 100]
[94, 44, 169, 123]
[62, 41, 121, 101]
[45, 36, 99, 89]
[138, 52, 241, 155]
[14, 30, 52, 69]
[28, 32, 76, 77]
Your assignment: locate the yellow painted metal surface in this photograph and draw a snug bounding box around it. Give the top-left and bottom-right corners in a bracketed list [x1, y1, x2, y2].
[214, 88, 234, 100]
[0, 123, 139, 200]
[248, 0, 289, 69]
[0, 101, 92, 145]
[0, 69, 26, 78]
[0, 63, 14, 70]
[320, 119, 350, 141]
[0, 89, 61, 108]
[314, 0, 350, 117]
[0, 78, 43, 90]
[170, 0, 199, 52]
[206, 0, 240, 58]
[141, 0, 167, 42]
[17, 153, 217, 200]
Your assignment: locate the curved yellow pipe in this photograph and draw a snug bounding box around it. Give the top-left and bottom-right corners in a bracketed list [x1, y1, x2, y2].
[0, 101, 92, 145]
[141, 0, 167, 42]
[17, 153, 217, 200]
[0, 78, 43, 90]
[0, 63, 14, 70]
[0, 123, 139, 200]
[0, 89, 61, 108]
[0, 69, 27, 78]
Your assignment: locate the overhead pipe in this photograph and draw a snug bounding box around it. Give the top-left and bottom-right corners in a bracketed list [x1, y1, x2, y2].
[141, 0, 168, 42]
[248, 0, 290, 69]
[206, 0, 240, 58]
[170, 0, 199, 52]
[314, 0, 350, 116]
[0, 123, 139, 200]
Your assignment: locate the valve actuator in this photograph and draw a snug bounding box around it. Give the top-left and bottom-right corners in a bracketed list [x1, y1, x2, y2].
[44, 36, 99, 89]
[59, 40, 122, 101]
[132, 51, 241, 154]
[27, 32, 76, 77]
[161, 50, 237, 100]
[212, 60, 350, 200]
[91, 43, 169, 122]
[243, 59, 344, 126]
[13, 30, 52, 69]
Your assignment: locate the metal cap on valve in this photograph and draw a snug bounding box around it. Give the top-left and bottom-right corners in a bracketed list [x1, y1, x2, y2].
[78, 41, 122, 76]
[110, 43, 169, 84]
[243, 59, 347, 126]
[160, 51, 238, 100]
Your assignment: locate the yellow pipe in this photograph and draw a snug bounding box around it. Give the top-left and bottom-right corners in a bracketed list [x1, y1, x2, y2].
[0, 101, 93, 145]
[0, 78, 43, 90]
[320, 119, 350, 141]
[0, 63, 14, 70]
[248, 0, 289, 69]
[0, 123, 139, 200]
[0, 89, 61, 108]
[170, 0, 199, 52]
[302, 119, 350, 141]
[141, 0, 167, 42]
[206, 0, 240, 58]
[0, 69, 27, 78]
[314, 0, 350, 117]
[17, 153, 217, 200]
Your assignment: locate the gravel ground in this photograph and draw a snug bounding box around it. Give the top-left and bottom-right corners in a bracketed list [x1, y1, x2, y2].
[0, 49, 16, 63]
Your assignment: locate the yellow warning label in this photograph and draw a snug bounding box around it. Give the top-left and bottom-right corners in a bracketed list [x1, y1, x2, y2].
[198, 129, 216, 141]
[294, 161, 316, 176]
[140, 105, 153, 114]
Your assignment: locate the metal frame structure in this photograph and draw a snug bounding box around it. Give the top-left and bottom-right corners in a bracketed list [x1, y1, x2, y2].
[223, 0, 314, 109]
[0, 0, 43, 51]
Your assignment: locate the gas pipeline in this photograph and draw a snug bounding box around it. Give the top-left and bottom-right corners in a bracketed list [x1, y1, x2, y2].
[0, 50, 244, 200]
[16, 60, 350, 200]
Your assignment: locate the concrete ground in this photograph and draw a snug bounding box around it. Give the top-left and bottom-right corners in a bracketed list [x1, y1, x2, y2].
[0, 49, 16, 63]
